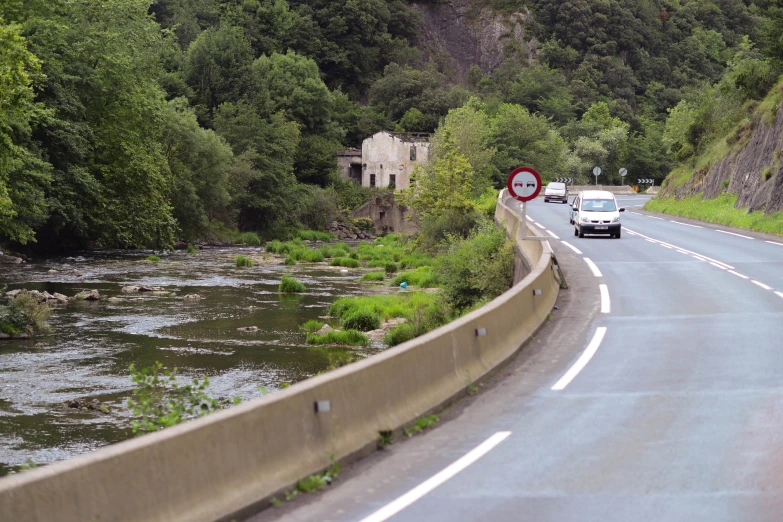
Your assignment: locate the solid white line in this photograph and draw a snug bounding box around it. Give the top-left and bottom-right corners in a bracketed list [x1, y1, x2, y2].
[599, 284, 610, 314]
[671, 220, 703, 229]
[623, 227, 735, 269]
[534, 223, 546, 229]
[710, 262, 728, 270]
[660, 245, 673, 249]
[357, 432, 512, 522]
[717, 229, 754, 240]
[645, 239, 657, 244]
[561, 241, 583, 255]
[546, 230, 560, 239]
[692, 255, 707, 262]
[583, 258, 603, 277]
[552, 327, 608, 391]
[728, 270, 749, 280]
[647, 216, 665, 220]
[766, 241, 783, 247]
[676, 250, 689, 254]
[752, 280, 773, 291]
[776, 291, 783, 300]
[526, 215, 534, 222]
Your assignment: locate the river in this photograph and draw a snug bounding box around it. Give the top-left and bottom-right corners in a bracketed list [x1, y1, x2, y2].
[0, 245, 388, 475]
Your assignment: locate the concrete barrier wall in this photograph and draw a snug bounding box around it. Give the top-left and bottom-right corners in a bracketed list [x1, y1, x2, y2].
[0, 196, 559, 522]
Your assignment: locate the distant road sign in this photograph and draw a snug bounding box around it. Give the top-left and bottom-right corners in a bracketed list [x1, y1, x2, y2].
[637, 178, 654, 184]
[619, 168, 628, 177]
[555, 177, 574, 184]
[507, 167, 542, 202]
[593, 167, 602, 176]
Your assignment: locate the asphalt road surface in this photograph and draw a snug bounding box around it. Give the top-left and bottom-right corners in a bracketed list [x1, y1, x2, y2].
[252, 195, 783, 522]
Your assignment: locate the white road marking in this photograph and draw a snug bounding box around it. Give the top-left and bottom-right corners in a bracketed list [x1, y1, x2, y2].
[692, 255, 707, 262]
[583, 258, 603, 277]
[546, 230, 560, 239]
[627, 212, 643, 216]
[534, 223, 546, 229]
[676, 249, 689, 254]
[647, 216, 665, 220]
[670, 220, 703, 228]
[717, 229, 754, 239]
[660, 245, 673, 249]
[766, 241, 783, 247]
[526, 215, 534, 222]
[710, 262, 728, 270]
[645, 239, 657, 244]
[776, 291, 783, 300]
[552, 327, 608, 391]
[561, 241, 583, 255]
[728, 270, 749, 280]
[599, 284, 610, 314]
[623, 227, 735, 269]
[752, 280, 773, 291]
[625, 230, 640, 236]
[358, 432, 512, 522]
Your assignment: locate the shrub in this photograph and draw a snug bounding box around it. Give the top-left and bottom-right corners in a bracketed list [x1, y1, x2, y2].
[384, 262, 398, 274]
[383, 323, 415, 346]
[284, 256, 296, 265]
[341, 309, 381, 331]
[348, 251, 359, 259]
[331, 257, 360, 268]
[353, 217, 375, 231]
[186, 244, 197, 254]
[265, 240, 284, 254]
[297, 230, 335, 241]
[360, 271, 385, 282]
[300, 320, 325, 332]
[237, 232, 261, 245]
[146, 255, 161, 262]
[289, 248, 324, 263]
[280, 276, 306, 293]
[306, 330, 369, 346]
[0, 294, 52, 335]
[236, 255, 253, 267]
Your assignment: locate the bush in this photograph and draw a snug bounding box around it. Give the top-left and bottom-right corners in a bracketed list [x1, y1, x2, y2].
[348, 251, 359, 259]
[236, 255, 253, 267]
[331, 257, 360, 268]
[384, 262, 398, 274]
[237, 232, 261, 245]
[289, 248, 324, 263]
[297, 230, 335, 241]
[391, 266, 437, 288]
[0, 294, 52, 335]
[383, 323, 415, 346]
[353, 217, 375, 231]
[280, 276, 306, 293]
[186, 244, 197, 254]
[306, 329, 369, 346]
[341, 309, 381, 331]
[301, 320, 325, 332]
[146, 255, 161, 262]
[360, 271, 385, 282]
[284, 256, 296, 265]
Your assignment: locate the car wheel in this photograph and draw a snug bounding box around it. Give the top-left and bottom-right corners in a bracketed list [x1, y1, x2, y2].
[574, 227, 578, 237]
[615, 230, 622, 239]
[578, 227, 585, 238]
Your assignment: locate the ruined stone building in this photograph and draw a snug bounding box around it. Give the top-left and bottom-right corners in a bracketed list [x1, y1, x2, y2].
[338, 131, 430, 190]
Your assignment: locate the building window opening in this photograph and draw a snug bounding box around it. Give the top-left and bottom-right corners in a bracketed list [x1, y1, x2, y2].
[370, 174, 376, 187]
[389, 174, 396, 190]
[410, 146, 416, 161]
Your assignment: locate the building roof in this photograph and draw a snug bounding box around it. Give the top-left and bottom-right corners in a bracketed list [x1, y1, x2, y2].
[337, 148, 362, 157]
[370, 131, 431, 143]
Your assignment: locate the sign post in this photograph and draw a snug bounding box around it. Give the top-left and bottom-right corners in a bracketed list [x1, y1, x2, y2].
[507, 166, 542, 239]
[593, 166, 602, 186]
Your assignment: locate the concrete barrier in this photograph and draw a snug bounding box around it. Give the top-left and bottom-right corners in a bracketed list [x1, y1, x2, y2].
[0, 196, 559, 522]
[567, 185, 637, 195]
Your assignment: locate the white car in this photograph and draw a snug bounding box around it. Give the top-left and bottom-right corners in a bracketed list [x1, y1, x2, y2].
[544, 182, 568, 203]
[571, 190, 625, 238]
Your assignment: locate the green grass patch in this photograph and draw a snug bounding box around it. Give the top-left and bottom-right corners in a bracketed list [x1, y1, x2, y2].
[404, 414, 439, 437]
[186, 244, 197, 254]
[306, 329, 369, 346]
[235, 255, 253, 267]
[329, 293, 448, 328]
[289, 248, 324, 263]
[319, 243, 351, 259]
[145, 255, 161, 262]
[300, 320, 325, 332]
[279, 276, 306, 293]
[265, 239, 306, 255]
[391, 266, 438, 288]
[296, 230, 335, 242]
[237, 232, 261, 245]
[645, 194, 783, 235]
[383, 322, 415, 346]
[331, 257, 360, 268]
[341, 309, 381, 331]
[384, 262, 398, 274]
[360, 271, 386, 282]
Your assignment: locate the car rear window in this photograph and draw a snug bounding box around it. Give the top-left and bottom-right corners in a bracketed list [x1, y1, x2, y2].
[582, 199, 617, 211]
[548, 183, 565, 190]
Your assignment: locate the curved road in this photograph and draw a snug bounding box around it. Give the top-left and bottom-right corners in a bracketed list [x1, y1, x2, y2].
[252, 195, 783, 522]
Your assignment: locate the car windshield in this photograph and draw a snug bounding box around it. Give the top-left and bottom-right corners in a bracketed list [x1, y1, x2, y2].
[547, 183, 565, 190]
[582, 199, 617, 212]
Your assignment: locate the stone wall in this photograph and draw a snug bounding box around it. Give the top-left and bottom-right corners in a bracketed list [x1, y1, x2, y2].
[351, 194, 418, 235]
[361, 132, 429, 189]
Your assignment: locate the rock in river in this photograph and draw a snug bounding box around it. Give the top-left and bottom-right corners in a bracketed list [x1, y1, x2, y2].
[183, 294, 204, 300]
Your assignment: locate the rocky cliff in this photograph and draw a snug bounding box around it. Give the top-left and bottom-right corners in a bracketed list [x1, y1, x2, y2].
[661, 107, 783, 215]
[411, 0, 537, 83]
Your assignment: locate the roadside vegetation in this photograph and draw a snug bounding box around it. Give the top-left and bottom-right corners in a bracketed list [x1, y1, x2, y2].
[646, 194, 783, 235]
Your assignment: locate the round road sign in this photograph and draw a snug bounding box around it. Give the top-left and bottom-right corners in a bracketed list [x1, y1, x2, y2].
[619, 168, 628, 177]
[507, 167, 542, 202]
[593, 166, 602, 176]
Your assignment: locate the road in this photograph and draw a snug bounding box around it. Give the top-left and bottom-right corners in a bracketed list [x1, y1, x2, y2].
[251, 195, 783, 522]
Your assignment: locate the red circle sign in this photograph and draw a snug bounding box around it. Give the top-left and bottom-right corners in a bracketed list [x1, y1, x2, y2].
[507, 167, 542, 202]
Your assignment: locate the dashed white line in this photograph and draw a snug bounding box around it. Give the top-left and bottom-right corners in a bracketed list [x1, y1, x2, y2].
[647, 216, 665, 220]
[670, 220, 703, 229]
[766, 241, 783, 247]
[627, 212, 643, 216]
[776, 291, 783, 300]
[534, 223, 546, 229]
[692, 255, 707, 262]
[645, 239, 657, 244]
[752, 280, 773, 291]
[561, 241, 583, 255]
[717, 230, 754, 240]
[526, 215, 534, 222]
[358, 432, 512, 522]
[546, 230, 560, 239]
[728, 270, 749, 280]
[624, 227, 735, 269]
[583, 258, 603, 278]
[599, 284, 610, 314]
[676, 250, 689, 255]
[710, 262, 728, 270]
[660, 245, 673, 249]
[552, 327, 608, 391]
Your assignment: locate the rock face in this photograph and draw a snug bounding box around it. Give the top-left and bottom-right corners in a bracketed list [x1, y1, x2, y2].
[327, 220, 376, 240]
[661, 107, 783, 214]
[411, 0, 536, 83]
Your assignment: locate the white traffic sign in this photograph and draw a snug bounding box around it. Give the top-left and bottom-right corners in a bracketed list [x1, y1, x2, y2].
[593, 166, 602, 176]
[619, 168, 628, 177]
[507, 167, 542, 202]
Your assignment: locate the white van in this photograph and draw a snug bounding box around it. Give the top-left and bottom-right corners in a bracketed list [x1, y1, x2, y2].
[570, 190, 625, 238]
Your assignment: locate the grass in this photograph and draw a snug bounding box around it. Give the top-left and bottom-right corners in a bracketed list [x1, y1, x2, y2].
[186, 244, 197, 254]
[329, 293, 445, 322]
[360, 271, 386, 282]
[645, 194, 783, 235]
[383, 322, 415, 346]
[235, 255, 253, 267]
[145, 255, 161, 262]
[404, 414, 439, 437]
[296, 230, 335, 242]
[341, 309, 381, 331]
[330, 257, 360, 268]
[306, 329, 369, 346]
[390, 266, 438, 288]
[237, 232, 261, 245]
[300, 319, 325, 332]
[288, 248, 325, 263]
[279, 276, 306, 293]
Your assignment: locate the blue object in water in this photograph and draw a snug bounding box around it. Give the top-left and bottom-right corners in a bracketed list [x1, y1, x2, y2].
[400, 282, 408, 289]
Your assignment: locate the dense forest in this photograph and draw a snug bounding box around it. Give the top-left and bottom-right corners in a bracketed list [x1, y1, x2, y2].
[2, 0, 782, 250]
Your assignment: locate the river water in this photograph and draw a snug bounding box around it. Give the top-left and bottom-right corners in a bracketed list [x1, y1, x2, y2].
[0, 246, 388, 475]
